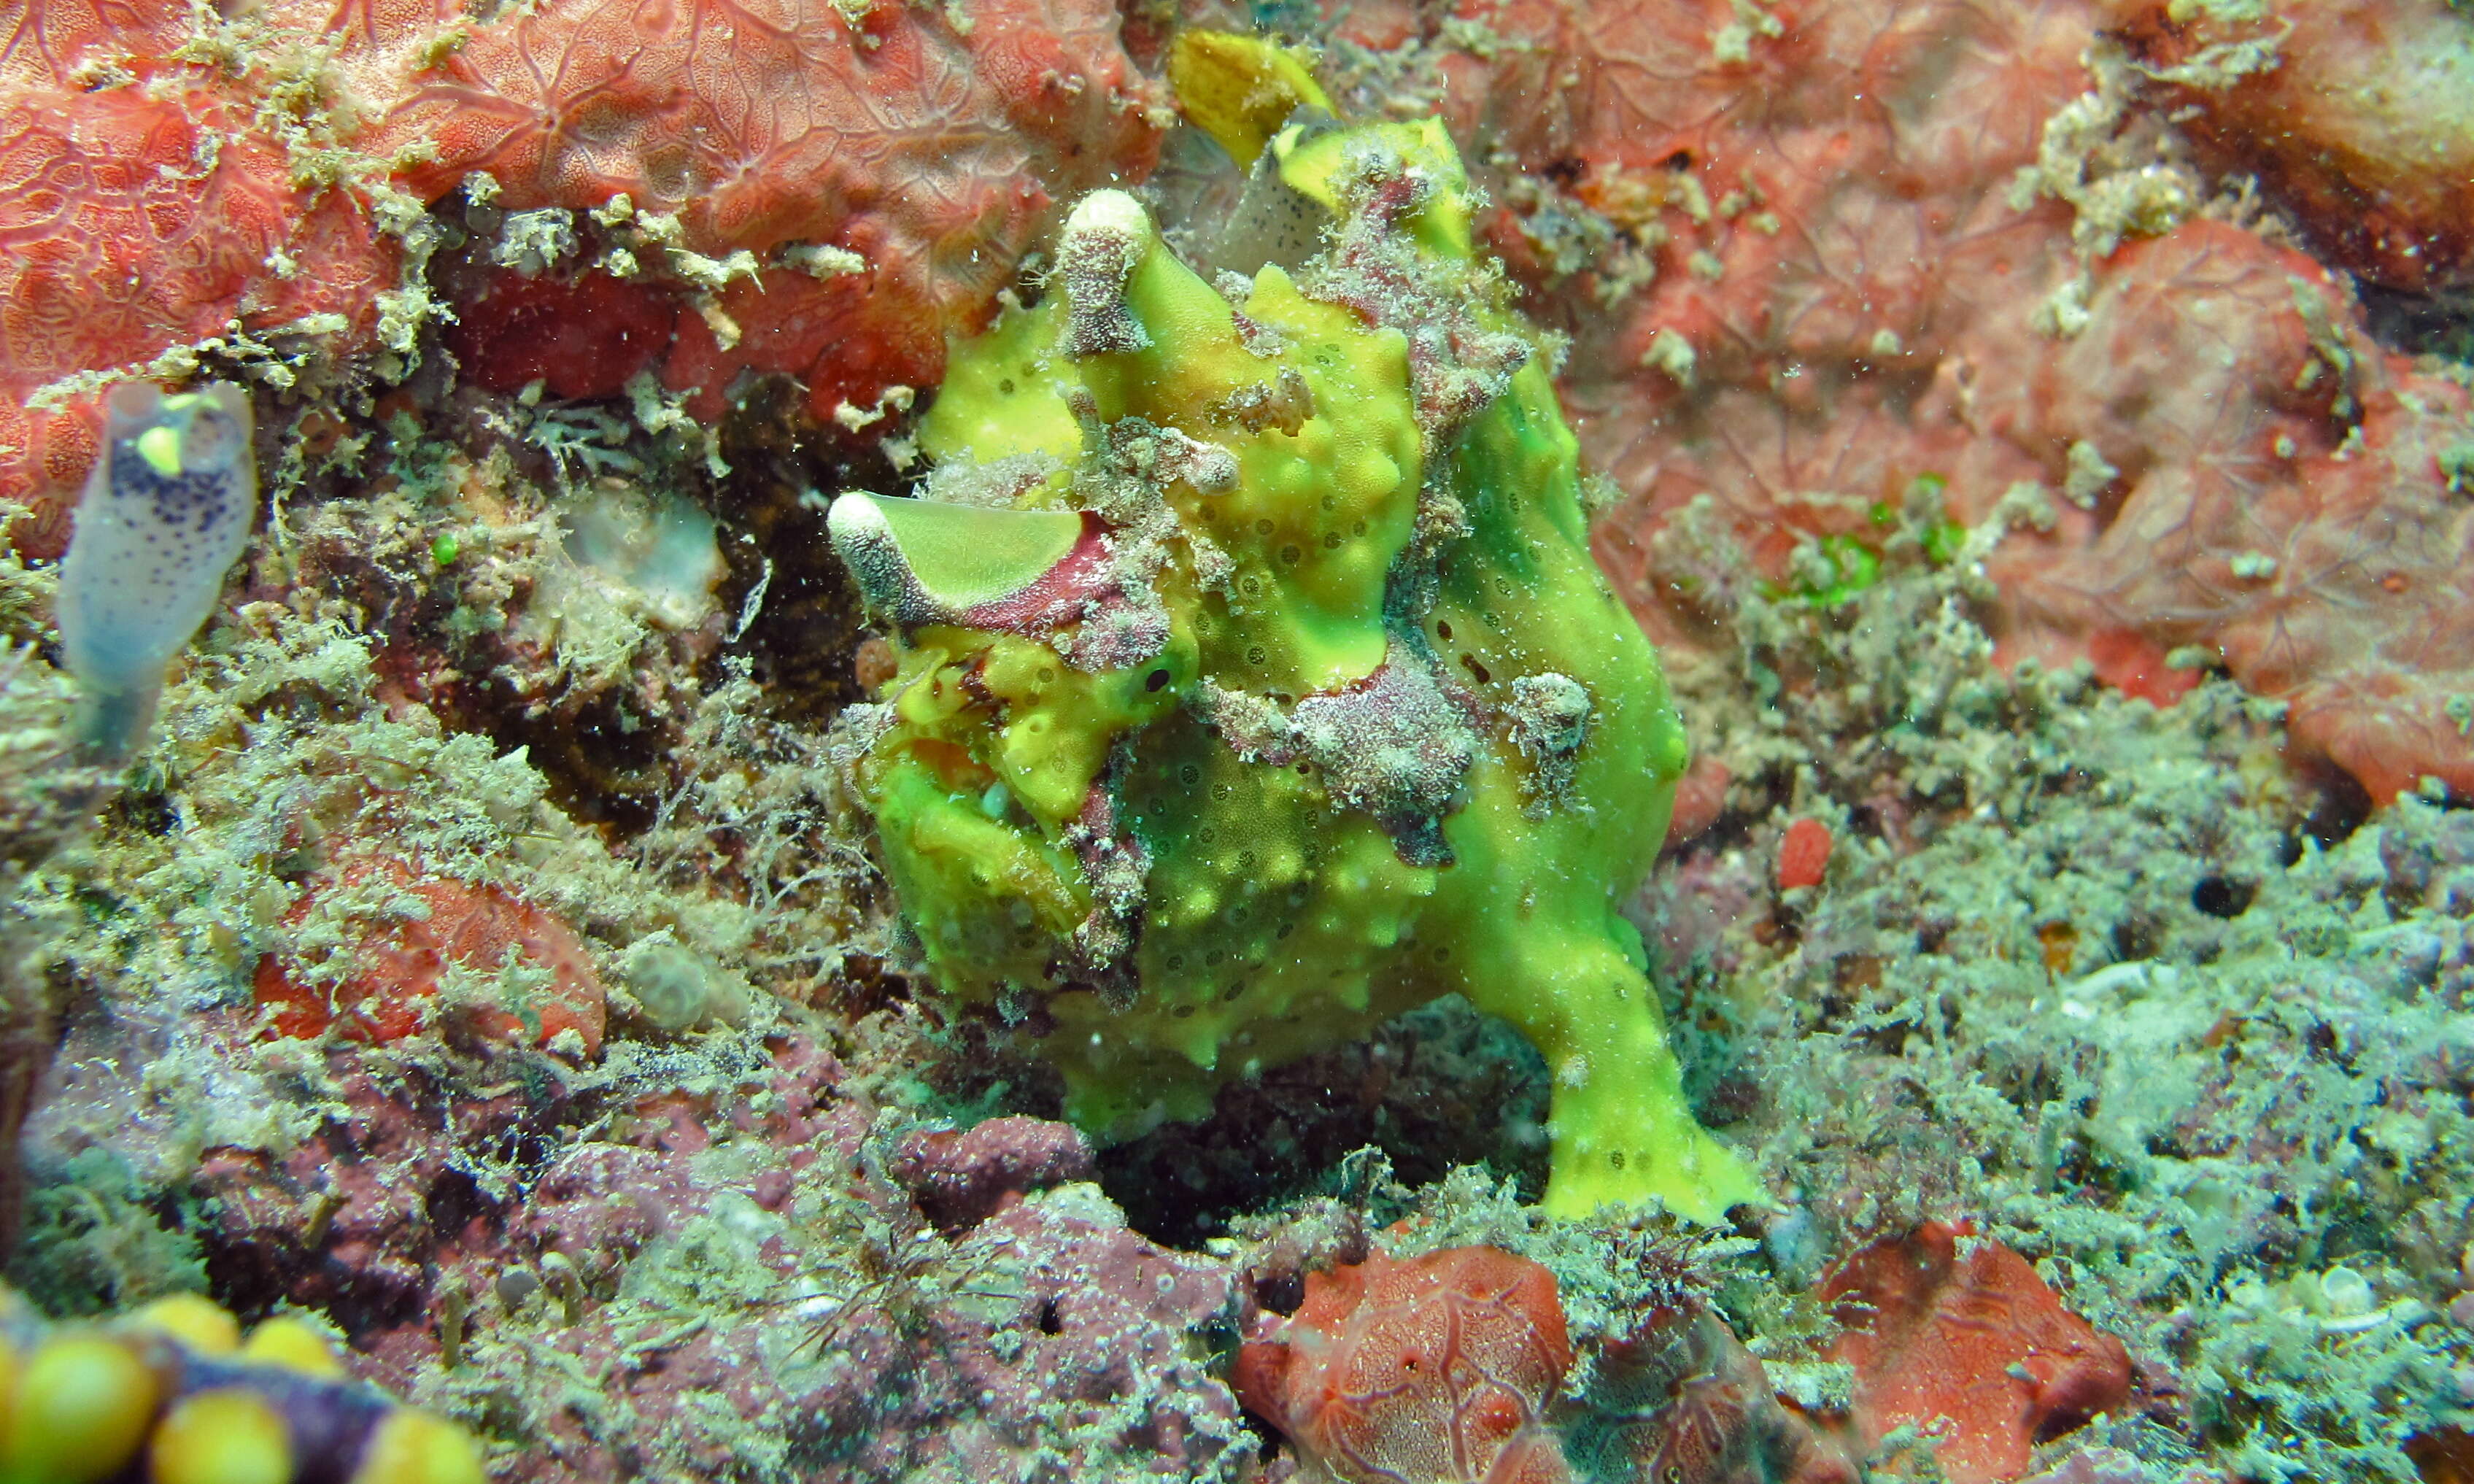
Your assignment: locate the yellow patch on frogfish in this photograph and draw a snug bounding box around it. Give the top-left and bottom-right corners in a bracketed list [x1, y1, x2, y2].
[828, 38, 1761, 1224]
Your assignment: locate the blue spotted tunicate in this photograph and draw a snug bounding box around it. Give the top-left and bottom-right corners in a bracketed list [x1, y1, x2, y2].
[55, 383, 258, 763]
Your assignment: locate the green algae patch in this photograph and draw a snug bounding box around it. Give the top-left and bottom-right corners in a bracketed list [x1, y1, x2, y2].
[831, 66, 1758, 1224]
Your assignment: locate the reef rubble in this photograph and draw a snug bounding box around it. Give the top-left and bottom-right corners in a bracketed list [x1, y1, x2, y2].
[0, 0, 2467, 1480]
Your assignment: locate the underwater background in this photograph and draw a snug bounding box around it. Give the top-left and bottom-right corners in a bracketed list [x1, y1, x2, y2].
[0, 0, 2470, 1479]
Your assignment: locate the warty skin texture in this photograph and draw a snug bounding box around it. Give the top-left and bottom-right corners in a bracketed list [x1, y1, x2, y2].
[833, 67, 1758, 1224]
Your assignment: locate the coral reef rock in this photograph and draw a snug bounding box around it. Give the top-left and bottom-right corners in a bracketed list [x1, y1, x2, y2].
[0, 0, 1161, 546]
[1235, 1245, 1572, 1484]
[1822, 1221, 2135, 1484]
[1258, 0, 2474, 804]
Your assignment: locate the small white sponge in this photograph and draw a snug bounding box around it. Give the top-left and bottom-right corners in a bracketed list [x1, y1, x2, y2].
[56, 382, 257, 761]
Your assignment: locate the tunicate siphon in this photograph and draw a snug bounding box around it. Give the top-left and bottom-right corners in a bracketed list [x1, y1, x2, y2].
[55, 383, 257, 763]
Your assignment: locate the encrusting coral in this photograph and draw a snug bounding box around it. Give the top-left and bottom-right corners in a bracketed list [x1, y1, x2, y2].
[250, 860, 609, 1056]
[1, 0, 2472, 1478]
[2105, 0, 2474, 296]
[1228, 1197, 1868, 1484]
[1241, 0, 2474, 808]
[0, 0, 1161, 549]
[367, 0, 1165, 423]
[1821, 1221, 2133, 1484]
[0, 43, 390, 557]
[1234, 1244, 1573, 1484]
[828, 37, 1756, 1223]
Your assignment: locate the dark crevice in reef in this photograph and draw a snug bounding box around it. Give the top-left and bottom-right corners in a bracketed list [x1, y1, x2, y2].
[489, 686, 671, 835]
[2357, 281, 2474, 363]
[711, 373, 918, 726]
[1096, 997, 1552, 1248]
[2297, 760, 2376, 850]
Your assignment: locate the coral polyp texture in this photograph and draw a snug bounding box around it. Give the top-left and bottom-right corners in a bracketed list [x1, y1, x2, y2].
[251, 860, 609, 1056]
[1233, 1232, 1871, 1484]
[369, 0, 1165, 420]
[2105, 0, 2474, 294]
[1262, 0, 2474, 803]
[830, 90, 1758, 1223]
[1822, 1222, 2134, 1484]
[4, 0, 2474, 1480]
[1234, 1245, 1573, 1484]
[0, 63, 388, 554]
[0, 0, 1160, 546]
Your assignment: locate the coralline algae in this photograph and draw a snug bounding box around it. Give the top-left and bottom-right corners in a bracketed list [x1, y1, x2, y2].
[0, 4, 2470, 1483]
